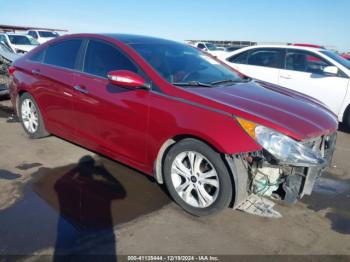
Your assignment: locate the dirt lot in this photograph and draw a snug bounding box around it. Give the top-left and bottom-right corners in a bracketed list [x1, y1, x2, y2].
[0, 98, 349, 259]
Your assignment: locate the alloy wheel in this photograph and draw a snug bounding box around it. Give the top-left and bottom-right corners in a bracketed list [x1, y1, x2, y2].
[171, 151, 219, 208]
[21, 98, 39, 134]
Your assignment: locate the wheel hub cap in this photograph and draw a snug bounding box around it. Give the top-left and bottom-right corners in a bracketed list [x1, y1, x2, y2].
[171, 151, 219, 208]
[21, 98, 39, 134]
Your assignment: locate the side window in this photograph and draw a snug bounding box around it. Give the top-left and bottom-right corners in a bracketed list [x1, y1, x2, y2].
[29, 49, 45, 62]
[29, 31, 38, 39]
[197, 43, 206, 50]
[247, 49, 284, 69]
[83, 40, 137, 78]
[0, 35, 6, 44]
[227, 51, 249, 64]
[44, 39, 82, 69]
[286, 50, 331, 75]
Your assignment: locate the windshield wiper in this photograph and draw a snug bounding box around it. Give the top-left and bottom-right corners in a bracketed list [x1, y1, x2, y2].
[172, 81, 212, 87]
[210, 78, 251, 85]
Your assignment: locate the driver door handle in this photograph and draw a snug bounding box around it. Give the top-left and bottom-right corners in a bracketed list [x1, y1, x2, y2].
[73, 85, 89, 94]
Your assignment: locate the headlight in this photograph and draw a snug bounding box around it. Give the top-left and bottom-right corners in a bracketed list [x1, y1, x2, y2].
[237, 118, 326, 167]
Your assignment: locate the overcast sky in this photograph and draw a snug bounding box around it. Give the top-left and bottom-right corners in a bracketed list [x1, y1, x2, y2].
[1, 0, 349, 51]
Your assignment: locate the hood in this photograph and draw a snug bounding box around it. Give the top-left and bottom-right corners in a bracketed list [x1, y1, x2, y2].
[188, 81, 338, 141]
[12, 44, 38, 53]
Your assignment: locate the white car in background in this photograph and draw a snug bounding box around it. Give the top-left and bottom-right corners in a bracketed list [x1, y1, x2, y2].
[219, 45, 350, 127]
[0, 33, 39, 54]
[191, 42, 227, 57]
[27, 30, 59, 44]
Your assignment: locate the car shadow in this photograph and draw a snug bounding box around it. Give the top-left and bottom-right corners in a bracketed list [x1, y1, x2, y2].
[0, 155, 171, 259]
[52, 156, 125, 261]
[302, 172, 350, 235]
[0, 170, 21, 180]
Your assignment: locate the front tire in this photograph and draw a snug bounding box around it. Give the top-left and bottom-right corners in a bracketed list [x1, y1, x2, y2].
[163, 138, 233, 216]
[19, 93, 49, 139]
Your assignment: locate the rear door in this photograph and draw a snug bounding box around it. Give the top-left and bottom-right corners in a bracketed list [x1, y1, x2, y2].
[278, 49, 349, 115]
[28, 39, 83, 140]
[226, 48, 285, 84]
[71, 39, 149, 164]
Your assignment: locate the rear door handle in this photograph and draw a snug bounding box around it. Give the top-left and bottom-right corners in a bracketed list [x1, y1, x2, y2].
[73, 85, 89, 94]
[31, 69, 40, 75]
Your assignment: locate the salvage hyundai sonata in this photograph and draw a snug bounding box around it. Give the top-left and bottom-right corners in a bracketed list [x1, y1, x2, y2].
[9, 34, 337, 216]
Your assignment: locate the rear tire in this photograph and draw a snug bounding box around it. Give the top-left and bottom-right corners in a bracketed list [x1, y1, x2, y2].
[19, 93, 49, 139]
[163, 138, 233, 216]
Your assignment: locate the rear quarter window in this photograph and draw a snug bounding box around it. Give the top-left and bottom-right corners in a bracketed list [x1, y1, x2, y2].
[29, 49, 46, 62]
[44, 39, 82, 69]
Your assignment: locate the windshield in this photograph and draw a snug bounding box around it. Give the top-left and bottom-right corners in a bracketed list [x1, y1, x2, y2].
[206, 43, 219, 51]
[321, 50, 350, 70]
[38, 31, 59, 38]
[0, 42, 13, 53]
[130, 42, 242, 85]
[8, 35, 39, 46]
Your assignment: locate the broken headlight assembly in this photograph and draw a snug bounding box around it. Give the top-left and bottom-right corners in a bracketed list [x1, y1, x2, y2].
[237, 118, 326, 167]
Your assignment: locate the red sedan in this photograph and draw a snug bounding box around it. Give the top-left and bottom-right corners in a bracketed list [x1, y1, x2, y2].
[9, 34, 337, 216]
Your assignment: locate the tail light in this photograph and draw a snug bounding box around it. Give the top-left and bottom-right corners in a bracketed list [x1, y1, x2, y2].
[8, 66, 16, 76]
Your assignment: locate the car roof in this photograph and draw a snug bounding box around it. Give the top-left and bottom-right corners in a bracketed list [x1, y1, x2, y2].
[102, 33, 181, 45]
[222, 44, 325, 58]
[243, 44, 324, 52]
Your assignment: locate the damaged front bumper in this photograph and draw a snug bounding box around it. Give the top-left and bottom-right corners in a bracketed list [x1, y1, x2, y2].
[227, 132, 337, 211]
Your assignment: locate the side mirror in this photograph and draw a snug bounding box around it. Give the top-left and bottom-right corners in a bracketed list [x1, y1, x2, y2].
[323, 66, 338, 76]
[107, 70, 150, 89]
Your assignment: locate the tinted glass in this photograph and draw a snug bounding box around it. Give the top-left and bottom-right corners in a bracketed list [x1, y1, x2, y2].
[0, 35, 7, 44]
[30, 49, 45, 62]
[83, 40, 137, 77]
[44, 39, 82, 69]
[38, 31, 59, 38]
[320, 50, 350, 70]
[228, 51, 249, 64]
[197, 43, 205, 49]
[247, 49, 284, 68]
[29, 31, 38, 39]
[286, 50, 330, 74]
[8, 35, 36, 45]
[130, 42, 242, 84]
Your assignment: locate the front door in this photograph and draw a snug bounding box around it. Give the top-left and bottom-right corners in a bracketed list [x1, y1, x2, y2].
[71, 39, 149, 164]
[278, 49, 349, 116]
